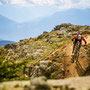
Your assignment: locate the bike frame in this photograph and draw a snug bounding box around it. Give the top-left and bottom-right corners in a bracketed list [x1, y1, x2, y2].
[73, 41, 80, 62]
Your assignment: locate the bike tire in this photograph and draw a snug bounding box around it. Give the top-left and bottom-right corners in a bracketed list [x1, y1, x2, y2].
[73, 41, 80, 62]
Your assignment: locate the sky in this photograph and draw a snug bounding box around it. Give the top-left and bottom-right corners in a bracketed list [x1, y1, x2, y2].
[0, 0, 90, 22]
[0, 0, 90, 42]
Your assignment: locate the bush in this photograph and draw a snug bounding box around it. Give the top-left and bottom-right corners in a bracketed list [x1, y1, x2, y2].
[0, 59, 27, 82]
[50, 71, 60, 79]
[82, 31, 90, 35]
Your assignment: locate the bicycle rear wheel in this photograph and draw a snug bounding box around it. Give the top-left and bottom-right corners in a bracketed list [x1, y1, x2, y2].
[73, 41, 80, 62]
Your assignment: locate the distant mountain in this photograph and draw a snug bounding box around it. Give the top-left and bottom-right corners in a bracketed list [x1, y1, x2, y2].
[0, 40, 16, 46]
[0, 9, 90, 41]
[0, 15, 25, 41]
[21, 9, 90, 38]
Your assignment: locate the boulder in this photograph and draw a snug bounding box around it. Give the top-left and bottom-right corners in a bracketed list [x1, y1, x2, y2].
[24, 76, 51, 90]
[47, 38, 60, 43]
[30, 61, 58, 79]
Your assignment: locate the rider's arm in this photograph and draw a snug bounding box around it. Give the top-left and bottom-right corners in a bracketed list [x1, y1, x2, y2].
[82, 36, 87, 44]
[72, 35, 78, 40]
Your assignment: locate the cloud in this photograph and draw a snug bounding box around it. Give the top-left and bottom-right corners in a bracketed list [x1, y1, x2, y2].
[53, 0, 90, 10]
[74, 0, 90, 9]
[31, 0, 90, 9]
[56, 0, 73, 10]
[32, 0, 55, 6]
[0, 0, 90, 9]
[0, 2, 2, 5]
[0, 0, 33, 7]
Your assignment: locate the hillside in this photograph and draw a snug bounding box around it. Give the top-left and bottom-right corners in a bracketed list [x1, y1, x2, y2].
[0, 23, 90, 82]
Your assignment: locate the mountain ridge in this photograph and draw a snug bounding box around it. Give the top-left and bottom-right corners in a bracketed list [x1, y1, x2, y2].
[0, 9, 90, 41]
[0, 40, 16, 46]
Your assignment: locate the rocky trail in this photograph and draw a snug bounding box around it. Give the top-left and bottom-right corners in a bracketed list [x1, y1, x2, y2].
[48, 35, 90, 78]
[64, 35, 90, 78]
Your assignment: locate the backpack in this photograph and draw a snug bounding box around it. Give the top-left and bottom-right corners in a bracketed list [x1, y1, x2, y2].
[77, 34, 82, 40]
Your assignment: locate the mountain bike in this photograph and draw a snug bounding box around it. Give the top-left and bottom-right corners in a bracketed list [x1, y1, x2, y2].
[72, 41, 80, 63]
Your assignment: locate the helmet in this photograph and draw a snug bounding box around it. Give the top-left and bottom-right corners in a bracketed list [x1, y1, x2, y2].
[78, 31, 81, 35]
[78, 34, 82, 40]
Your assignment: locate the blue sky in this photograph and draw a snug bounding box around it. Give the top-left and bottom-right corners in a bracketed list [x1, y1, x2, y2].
[0, 4, 58, 22]
[0, 0, 90, 42]
[0, 0, 90, 22]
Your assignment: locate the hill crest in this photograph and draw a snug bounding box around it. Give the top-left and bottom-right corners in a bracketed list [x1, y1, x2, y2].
[0, 23, 90, 81]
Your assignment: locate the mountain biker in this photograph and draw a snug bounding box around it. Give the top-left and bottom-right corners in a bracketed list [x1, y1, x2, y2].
[72, 32, 87, 54]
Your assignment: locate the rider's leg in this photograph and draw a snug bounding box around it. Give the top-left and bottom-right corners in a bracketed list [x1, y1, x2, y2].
[72, 42, 76, 62]
[72, 43, 75, 54]
[73, 41, 76, 53]
[79, 40, 82, 49]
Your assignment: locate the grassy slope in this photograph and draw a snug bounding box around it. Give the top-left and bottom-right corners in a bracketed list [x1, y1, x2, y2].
[0, 24, 90, 81]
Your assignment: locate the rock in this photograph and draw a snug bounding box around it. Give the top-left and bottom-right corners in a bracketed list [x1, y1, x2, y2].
[30, 76, 50, 90]
[39, 61, 52, 70]
[5, 44, 17, 49]
[29, 61, 59, 79]
[47, 38, 60, 43]
[1, 76, 90, 90]
[46, 34, 56, 38]
[14, 83, 19, 88]
[60, 23, 73, 27]
[56, 30, 64, 35]
[43, 31, 48, 34]
[32, 49, 44, 58]
[37, 34, 45, 40]
[24, 85, 30, 90]
[60, 27, 67, 31]
[26, 53, 31, 59]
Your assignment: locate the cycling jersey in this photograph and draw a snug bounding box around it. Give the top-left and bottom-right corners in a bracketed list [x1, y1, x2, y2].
[72, 35, 86, 43]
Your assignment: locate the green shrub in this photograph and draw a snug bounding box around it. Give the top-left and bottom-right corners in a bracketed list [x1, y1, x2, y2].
[0, 59, 34, 82]
[0, 59, 22, 82]
[50, 71, 60, 79]
[82, 31, 90, 35]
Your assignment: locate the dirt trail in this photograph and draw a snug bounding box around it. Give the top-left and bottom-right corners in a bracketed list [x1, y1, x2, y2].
[63, 35, 90, 78]
[48, 35, 90, 78]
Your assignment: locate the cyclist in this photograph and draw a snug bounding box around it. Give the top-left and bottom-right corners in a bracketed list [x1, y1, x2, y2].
[72, 32, 87, 54]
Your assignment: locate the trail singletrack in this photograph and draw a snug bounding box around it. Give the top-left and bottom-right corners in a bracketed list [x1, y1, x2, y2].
[63, 35, 90, 78]
[48, 35, 90, 78]
[62, 42, 79, 78]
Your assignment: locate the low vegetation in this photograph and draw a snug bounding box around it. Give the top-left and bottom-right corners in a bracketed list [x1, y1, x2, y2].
[0, 23, 90, 82]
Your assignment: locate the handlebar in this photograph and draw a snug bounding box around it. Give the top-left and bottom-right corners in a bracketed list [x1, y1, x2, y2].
[82, 44, 87, 47]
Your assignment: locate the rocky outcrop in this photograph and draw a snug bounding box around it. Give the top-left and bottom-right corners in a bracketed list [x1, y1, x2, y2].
[24, 60, 61, 79]
[29, 76, 50, 90]
[53, 23, 90, 36]
[0, 76, 90, 90]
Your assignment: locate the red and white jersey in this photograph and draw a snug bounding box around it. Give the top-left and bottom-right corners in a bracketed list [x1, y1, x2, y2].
[72, 35, 86, 43]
